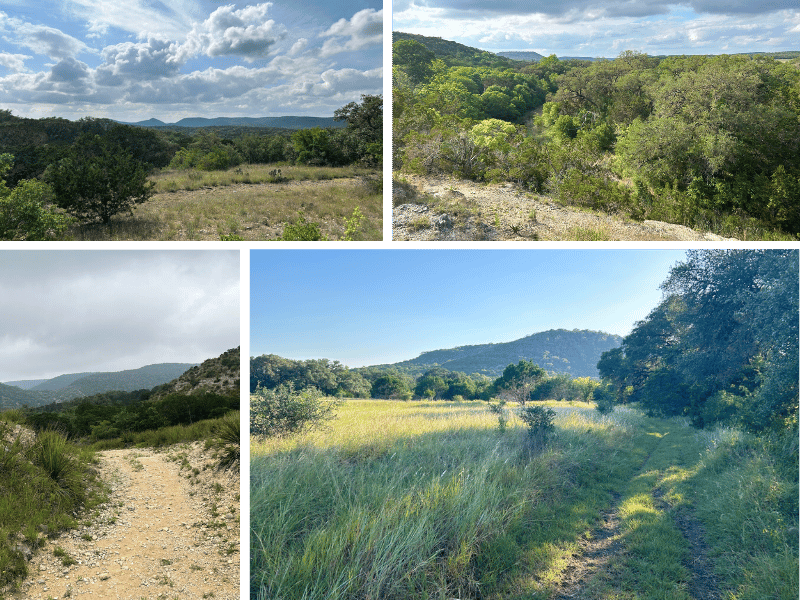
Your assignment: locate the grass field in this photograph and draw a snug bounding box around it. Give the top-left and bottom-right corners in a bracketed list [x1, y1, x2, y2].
[250, 399, 798, 600]
[66, 164, 382, 241]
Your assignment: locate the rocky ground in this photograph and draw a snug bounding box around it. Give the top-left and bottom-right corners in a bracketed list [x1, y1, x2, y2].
[393, 174, 737, 242]
[7, 443, 239, 600]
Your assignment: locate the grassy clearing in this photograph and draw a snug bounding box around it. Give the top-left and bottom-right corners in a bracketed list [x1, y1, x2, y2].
[0, 420, 105, 593]
[66, 164, 382, 241]
[250, 400, 798, 600]
[151, 163, 372, 193]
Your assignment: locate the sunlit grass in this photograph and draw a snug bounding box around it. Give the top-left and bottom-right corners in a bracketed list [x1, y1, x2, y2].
[66, 164, 382, 241]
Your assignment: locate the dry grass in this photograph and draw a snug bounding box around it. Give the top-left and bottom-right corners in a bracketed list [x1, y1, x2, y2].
[66, 165, 382, 241]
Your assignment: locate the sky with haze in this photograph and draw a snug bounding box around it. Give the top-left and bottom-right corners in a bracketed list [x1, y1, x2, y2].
[393, 0, 799, 58]
[0, 250, 240, 383]
[251, 249, 690, 369]
[0, 0, 382, 122]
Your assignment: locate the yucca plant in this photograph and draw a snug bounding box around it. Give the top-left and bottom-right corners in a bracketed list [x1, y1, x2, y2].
[33, 429, 78, 495]
[213, 410, 240, 471]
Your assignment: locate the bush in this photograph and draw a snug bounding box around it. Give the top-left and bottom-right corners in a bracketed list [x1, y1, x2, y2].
[250, 385, 340, 438]
[593, 383, 617, 414]
[279, 213, 328, 241]
[518, 405, 555, 452]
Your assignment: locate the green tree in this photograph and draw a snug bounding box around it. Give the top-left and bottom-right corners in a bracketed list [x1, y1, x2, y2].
[333, 94, 382, 166]
[493, 360, 546, 405]
[393, 39, 436, 86]
[0, 154, 72, 240]
[46, 131, 155, 227]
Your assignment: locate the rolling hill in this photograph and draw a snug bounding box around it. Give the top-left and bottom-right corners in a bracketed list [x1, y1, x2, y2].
[379, 329, 622, 378]
[118, 116, 344, 130]
[1, 362, 199, 408]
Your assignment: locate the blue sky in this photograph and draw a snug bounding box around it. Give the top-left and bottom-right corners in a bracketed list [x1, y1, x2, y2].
[0, 0, 381, 121]
[250, 249, 689, 368]
[0, 250, 240, 382]
[392, 0, 799, 58]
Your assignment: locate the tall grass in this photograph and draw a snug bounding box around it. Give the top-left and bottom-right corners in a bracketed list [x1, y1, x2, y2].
[250, 400, 646, 599]
[252, 400, 798, 600]
[682, 427, 799, 600]
[0, 421, 104, 591]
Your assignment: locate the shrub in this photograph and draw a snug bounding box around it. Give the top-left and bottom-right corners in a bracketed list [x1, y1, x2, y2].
[278, 213, 328, 241]
[250, 385, 340, 438]
[593, 382, 617, 414]
[518, 405, 555, 452]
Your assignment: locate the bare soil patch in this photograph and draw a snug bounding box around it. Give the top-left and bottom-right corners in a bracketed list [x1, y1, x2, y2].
[393, 174, 737, 242]
[8, 443, 239, 600]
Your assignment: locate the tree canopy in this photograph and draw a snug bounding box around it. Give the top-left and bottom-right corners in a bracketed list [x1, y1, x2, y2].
[598, 250, 798, 432]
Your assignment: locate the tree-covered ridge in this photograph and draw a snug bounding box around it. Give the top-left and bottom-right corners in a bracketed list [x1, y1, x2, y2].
[393, 34, 800, 239]
[0, 362, 199, 409]
[598, 250, 798, 433]
[151, 347, 240, 400]
[384, 329, 622, 378]
[393, 32, 519, 69]
[20, 347, 240, 440]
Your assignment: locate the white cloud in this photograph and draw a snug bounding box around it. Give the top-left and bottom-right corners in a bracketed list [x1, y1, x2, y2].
[289, 37, 309, 56]
[319, 8, 382, 57]
[4, 19, 90, 59]
[95, 38, 183, 85]
[0, 51, 29, 72]
[178, 3, 287, 62]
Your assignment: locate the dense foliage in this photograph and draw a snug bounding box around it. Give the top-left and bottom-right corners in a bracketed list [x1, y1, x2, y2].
[0, 153, 72, 240]
[251, 353, 600, 404]
[250, 385, 340, 438]
[393, 35, 800, 238]
[598, 250, 798, 433]
[23, 387, 238, 441]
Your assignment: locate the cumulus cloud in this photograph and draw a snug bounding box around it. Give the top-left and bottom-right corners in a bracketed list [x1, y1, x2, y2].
[319, 9, 382, 57]
[95, 38, 183, 85]
[4, 20, 90, 59]
[0, 52, 30, 72]
[178, 3, 287, 62]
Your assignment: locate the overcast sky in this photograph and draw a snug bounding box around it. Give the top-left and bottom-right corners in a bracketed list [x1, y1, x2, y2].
[393, 0, 799, 58]
[0, 0, 382, 122]
[0, 250, 240, 382]
[251, 249, 688, 368]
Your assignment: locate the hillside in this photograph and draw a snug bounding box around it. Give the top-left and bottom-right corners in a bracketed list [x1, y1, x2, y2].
[381, 329, 622, 378]
[150, 346, 240, 399]
[1, 362, 199, 408]
[393, 32, 515, 68]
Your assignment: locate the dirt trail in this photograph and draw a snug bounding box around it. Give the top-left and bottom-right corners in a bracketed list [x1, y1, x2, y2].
[549, 432, 722, 600]
[393, 174, 737, 241]
[10, 443, 239, 600]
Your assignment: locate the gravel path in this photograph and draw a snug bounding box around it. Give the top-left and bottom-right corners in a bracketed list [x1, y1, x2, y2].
[393, 174, 737, 241]
[9, 443, 239, 600]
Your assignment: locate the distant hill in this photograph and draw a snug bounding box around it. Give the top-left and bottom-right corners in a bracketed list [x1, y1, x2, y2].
[496, 51, 545, 62]
[1, 362, 199, 408]
[150, 347, 240, 399]
[2, 378, 48, 390]
[118, 116, 344, 130]
[379, 329, 622, 378]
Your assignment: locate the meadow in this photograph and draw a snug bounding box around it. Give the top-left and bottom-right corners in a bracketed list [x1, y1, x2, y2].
[66, 164, 382, 241]
[250, 399, 798, 600]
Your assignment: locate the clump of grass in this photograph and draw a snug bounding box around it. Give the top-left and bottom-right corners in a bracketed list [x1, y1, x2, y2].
[211, 411, 240, 471]
[0, 418, 104, 590]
